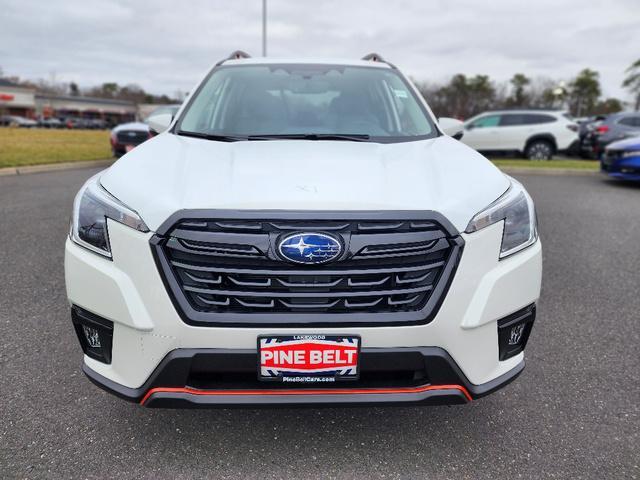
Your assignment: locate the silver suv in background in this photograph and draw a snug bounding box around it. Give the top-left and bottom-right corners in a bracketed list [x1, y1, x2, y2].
[461, 110, 579, 160]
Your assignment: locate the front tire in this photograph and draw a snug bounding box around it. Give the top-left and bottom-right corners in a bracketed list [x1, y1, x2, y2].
[525, 140, 553, 160]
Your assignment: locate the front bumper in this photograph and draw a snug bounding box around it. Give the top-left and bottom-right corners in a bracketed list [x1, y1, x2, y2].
[65, 219, 542, 407]
[601, 154, 640, 181]
[82, 347, 527, 407]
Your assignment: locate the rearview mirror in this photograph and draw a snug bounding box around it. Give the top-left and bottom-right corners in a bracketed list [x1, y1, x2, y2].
[147, 113, 173, 134]
[438, 117, 464, 140]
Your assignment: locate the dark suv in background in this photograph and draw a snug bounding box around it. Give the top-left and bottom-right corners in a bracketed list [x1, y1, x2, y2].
[582, 112, 640, 159]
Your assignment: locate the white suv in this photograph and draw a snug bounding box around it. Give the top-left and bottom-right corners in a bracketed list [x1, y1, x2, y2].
[462, 110, 579, 160]
[65, 53, 542, 408]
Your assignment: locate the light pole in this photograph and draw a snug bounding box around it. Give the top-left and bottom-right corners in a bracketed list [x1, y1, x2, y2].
[262, 0, 267, 57]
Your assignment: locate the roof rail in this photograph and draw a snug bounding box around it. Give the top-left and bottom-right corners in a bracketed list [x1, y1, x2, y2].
[361, 53, 396, 68]
[216, 50, 251, 66]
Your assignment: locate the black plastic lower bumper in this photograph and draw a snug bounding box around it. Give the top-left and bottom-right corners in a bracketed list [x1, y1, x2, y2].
[82, 347, 525, 408]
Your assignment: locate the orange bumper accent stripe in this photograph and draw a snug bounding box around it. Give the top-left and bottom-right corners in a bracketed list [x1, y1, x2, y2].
[140, 384, 472, 405]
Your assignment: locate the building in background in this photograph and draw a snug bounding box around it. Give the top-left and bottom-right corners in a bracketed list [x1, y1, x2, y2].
[0, 79, 36, 117]
[1, 78, 169, 127]
[35, 94, 136, 125]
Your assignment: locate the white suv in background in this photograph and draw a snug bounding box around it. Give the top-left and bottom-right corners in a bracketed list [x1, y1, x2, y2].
[462, 110, 579, 160]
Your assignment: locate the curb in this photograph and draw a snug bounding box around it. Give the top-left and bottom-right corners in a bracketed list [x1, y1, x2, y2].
[498, 167, 599, 176]
[0, 158, 115, 177]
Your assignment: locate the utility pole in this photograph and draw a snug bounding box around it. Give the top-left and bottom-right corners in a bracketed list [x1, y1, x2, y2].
[262, 0, 267, 57]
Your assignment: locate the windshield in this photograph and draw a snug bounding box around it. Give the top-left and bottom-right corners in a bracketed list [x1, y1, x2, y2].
[176, 64, 437, 142]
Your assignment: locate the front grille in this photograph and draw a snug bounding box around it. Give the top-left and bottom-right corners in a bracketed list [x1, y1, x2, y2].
[116, 130, 149, 145]
[152, 212, 463, 327]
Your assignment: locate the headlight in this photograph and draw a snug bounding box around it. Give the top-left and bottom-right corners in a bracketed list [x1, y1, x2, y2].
[621, 150, 640, 158]
[465, 177, 537, 259]
[70, 174, 148, 258]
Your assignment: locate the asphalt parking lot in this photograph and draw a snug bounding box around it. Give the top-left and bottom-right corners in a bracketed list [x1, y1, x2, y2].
[1, 168, 638, 479]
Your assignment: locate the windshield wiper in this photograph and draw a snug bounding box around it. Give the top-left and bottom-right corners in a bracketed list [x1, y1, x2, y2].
[176, 130, 247, 142]
[247, 133, 371, 142]
[176, 131, 371, 142]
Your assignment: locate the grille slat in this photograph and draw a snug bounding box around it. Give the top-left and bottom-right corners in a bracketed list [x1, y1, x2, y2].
[184, 284, 433, 299]
[357, 221, 405, 231]
[358, 241, 437, 256]
[345, 298, 384, 309]
[228, 276, 272, 287]
[348, 276, 390, 287]
[276, 277, 342, 288]
[396, 271, 435, 284]
[279, 299, 341, 309]
[269, 222, 351, 231]
[153, 215, 462, 325]
[236, 298, 275, 308]
[169, 259, 446, 276]
[388, 295, 420, 306]
[197, 296, 230, 306]
[183, 271, 222, 285]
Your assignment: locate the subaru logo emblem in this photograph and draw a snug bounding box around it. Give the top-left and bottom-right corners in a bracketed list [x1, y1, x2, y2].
[278, 233, 342, 264]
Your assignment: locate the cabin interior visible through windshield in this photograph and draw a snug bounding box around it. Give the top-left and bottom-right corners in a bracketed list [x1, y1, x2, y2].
[177, 64, 436, 142]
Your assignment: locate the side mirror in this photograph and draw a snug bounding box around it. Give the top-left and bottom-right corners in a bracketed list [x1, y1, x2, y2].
[438, 117, 464, 140]
[147, 113, 173, 134]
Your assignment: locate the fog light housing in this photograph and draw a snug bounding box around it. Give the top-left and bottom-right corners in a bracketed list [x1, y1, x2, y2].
[497, 304, 536, 361]
[71, 306, 114, 364]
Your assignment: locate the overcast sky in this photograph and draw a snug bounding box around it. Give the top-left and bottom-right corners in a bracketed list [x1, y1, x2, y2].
[1, 0, 638, 103]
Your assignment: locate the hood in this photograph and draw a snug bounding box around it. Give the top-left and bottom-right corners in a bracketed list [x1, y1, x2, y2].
[112, 121, 149, 133]
[607, 135, 640, 150]
[101, 133, 509, 233]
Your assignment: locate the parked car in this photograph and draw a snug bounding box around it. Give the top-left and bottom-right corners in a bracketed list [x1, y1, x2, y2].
[0, 115, 38, 127]
[109, 105, 180, 156]
[87, 118, 108, 130]
[582, 112, 640, 159]
[109, 121, 150, 157]
[601, 136, 640, 181]
[62, 117, 94, 129]
[577, 115, 607, 158]
[66, 52, 541, 408]
[461, 109, 579, 160]
[37, 117, 64, 129]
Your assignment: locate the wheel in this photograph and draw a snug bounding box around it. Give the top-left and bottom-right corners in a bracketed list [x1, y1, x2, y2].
[525, 140, 553, 160]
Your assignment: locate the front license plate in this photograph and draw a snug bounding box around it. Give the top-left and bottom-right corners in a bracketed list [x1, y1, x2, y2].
[258, 335, 360, 383]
